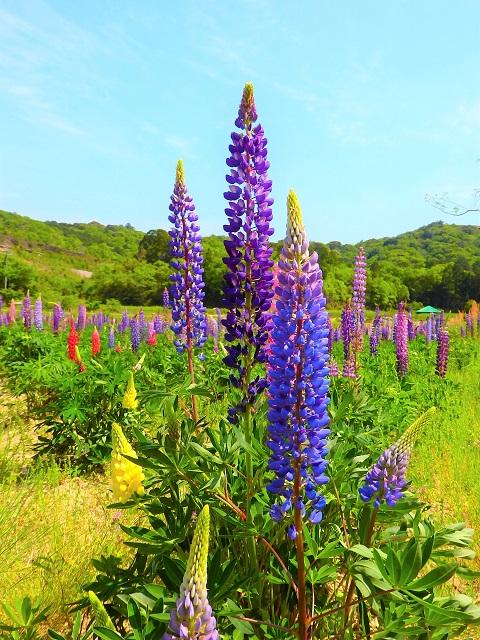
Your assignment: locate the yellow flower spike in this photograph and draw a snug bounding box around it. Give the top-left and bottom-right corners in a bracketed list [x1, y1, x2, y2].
[111, 423, 144, 503]
[286, 190, 309, 259]
[122, 371, 138, 410]
[87, 591, 115, 630]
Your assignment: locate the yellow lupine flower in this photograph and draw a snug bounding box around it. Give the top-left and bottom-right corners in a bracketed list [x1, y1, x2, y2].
[122, 371, 138, 410]
[111, 423, 144, 502]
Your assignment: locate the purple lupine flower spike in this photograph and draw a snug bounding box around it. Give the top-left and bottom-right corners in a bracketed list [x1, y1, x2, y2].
[436, 329, 449, 378]
[0, 295, 3, 326]
[22, 292, 32, 329]
[77, 304, 87, 331]
[352, 246, 367, 351]
[130, 316, 140, 353]
[163, 287, 170, 308]
[370, 307, 381, 356]
[222, 83, 274, 422]
[33, 297, 43, 331]
[407, 308, 415, 341]
[267, 191, 330, 532]
[153, 314, 164, 334]
[139, 308, 147, 339]
[119, 309, 129, 333]
[341, 304, 355, 378]
[52, 303, 61, 334]
[168, 160, 207, 353]
[395, 302, 408, 377]
[108, 326, 115, 349]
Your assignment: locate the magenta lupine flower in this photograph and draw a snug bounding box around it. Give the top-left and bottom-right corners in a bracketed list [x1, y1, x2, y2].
[33, 297, 43, 331]
[395, 303, 408, 377]
[351, 247, 367, 350]
[77, 304, 87, 330]
[266, 192, 330, 532]
[168, 161, 207, 353]
[436, 329, 449, 378]
[222, 83, 274, 421]
[407, 309, 415, 341]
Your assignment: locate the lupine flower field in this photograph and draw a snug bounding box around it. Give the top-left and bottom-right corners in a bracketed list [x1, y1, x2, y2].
[1, 84, 480, 640]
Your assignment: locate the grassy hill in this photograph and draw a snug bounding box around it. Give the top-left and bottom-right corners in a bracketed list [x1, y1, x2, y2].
[0, 209, 479, 309]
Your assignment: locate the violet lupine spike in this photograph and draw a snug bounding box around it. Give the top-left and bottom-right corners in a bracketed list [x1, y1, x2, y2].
[139, 308, 147, 339]
[168, 160, 207, 353]
[153, 314, 164, 334]
[119, 309, 129, 334]
[163, 287, 170, 308]
[52, 303, 61, 334]
[395, 303, 408, 377]
[130, 317, 141, 353]
[407, 308, 415, 341]
[436, 329, 449, 378]
[341, 304, 356, 378]
[33, 297, 43, 331]
[351, 246, 367, 350]
[267, 191, 330, 532]
[425, 313, 433, 343]
[163, 505, 218, 640]
[0, 295, 3, 326]
[222, 83, 274, 421]
[359, 445, 410, 508]
[22, 292, 32, 330]
[108, 326, 115, 349]
[77, 304, 87, 331]
[370, 307, 381, 356]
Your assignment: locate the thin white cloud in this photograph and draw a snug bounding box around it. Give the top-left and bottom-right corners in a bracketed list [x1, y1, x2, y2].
[165, 134, 198, 159]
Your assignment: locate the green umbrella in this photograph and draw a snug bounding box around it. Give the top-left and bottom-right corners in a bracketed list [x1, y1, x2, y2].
[416, 305, 442, 314]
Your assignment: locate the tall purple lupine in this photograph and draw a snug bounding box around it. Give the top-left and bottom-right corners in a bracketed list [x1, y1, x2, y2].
[77, 304, 87, 331]
[163, 287, 170, 308]
[139, 308, 147, 339]
[351, 246, 367, 352]
[130, 317, 141, 353]
[341, 304, 356, 378]
[222, 83, 274, 422]
[168, 160, 207, 421]
[395, 302, 408, 377]
[266, 192, 329, 639]
[119, 309, 129, 333]
[52, 303, 61, 334]
[370, 307, 381, 356]
[108, 326, 115, 349]
[22, 292, 32, 329]
[407, 308, 415, 341]
[153, 314, 164, 334]
[436, 329, 449, 378]
[33, 297, 43, 331]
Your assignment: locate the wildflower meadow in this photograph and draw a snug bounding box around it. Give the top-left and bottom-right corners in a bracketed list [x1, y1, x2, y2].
[1, 84, 480, 640]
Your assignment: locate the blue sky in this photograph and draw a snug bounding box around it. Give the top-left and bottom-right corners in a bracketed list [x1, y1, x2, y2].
[1, 0, 479, 243]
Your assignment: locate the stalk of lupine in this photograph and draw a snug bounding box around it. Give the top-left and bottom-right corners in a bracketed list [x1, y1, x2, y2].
[163, 287, 170, 308]
[267, 192, 329, 640]
[426, 313, 434, 343]
[163, 505, 218, 640]
[52, 303, 61, 334]
[341, 303, 356, 378]
[67, 318, 79, 361]
[111, 423, 144, 502]
[130, 316, 141, 353]
[407, 308, 415, 341]
[92, 327, 101, 356]
[147, 321, 157, 346]
[267, 192, 330, 529]
[222, 83, 274, 422]
[75, 345, 86, 372]
[108, 326, 115, 349]
[168, 161, 207, 421]
[351, 247, 367, 351]
[77, 304, 87, 331]
[169, 161, 207, 352]
[22, 292, 32, 329]
[139, 308, 147, 339]
[8, 299, 16, 324]
[119, 309, 129, 333]
[33, 297, 43, 331]
[395, 303, 408, 377]
[359, 407, 436, 508]
[122, 371, 138, 410]
[436, 329, 449, 378]
[370, 307, 381, 356]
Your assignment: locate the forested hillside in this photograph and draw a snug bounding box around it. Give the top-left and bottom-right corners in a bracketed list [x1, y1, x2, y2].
[1, 209, 479, 310]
